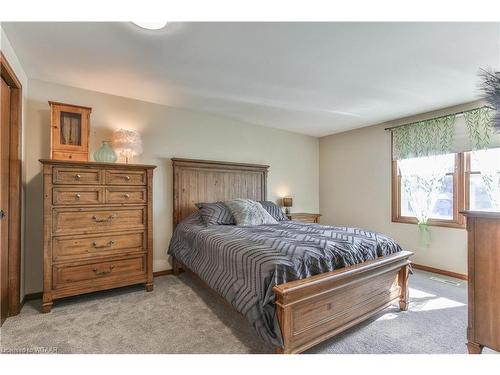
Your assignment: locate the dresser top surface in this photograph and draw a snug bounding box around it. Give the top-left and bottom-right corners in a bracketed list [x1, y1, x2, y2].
[461, 210, 500, 219]
[39, 159, 156, 169]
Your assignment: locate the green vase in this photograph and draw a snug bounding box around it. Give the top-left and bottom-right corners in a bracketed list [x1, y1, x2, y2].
[93, 141, 117, 163]
[418, 222, 431, 247]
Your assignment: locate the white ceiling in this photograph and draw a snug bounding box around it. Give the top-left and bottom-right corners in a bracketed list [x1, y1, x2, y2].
[2, 22, 499, 137]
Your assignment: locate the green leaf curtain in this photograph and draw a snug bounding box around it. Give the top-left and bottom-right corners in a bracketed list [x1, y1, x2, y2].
[392, 115, 455, 160]
[464, 107, 494, 150]
[392, 106, 498, 160]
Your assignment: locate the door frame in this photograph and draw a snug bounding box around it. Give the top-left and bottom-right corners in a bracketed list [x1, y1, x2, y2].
[1, 50, 22, 319]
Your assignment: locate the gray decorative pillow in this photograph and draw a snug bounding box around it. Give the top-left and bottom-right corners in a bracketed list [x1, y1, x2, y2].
[225, 199, 278, 226]
[259, 201, 289, 221]
[195, 202, 235, 225]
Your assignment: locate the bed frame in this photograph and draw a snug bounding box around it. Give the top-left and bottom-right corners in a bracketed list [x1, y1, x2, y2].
[171, 158, 412, 354]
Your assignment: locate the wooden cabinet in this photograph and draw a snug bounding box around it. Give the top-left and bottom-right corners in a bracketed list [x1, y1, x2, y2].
[462, 210, 500, 354]
[40, 159, 155, 313]
[286, 212, 321, 223]
[49, 102, 91, 161]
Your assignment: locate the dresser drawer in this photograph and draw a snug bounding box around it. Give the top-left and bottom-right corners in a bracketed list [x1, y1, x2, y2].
[296, 218, 317, 223]
[53, 255, 146, 288]
[287, 213, 321, 223]
[53, 167, 101, 185]
[53, 232, 145, 262]
[105, 187, 147, 204]
[53, 187, 103, 205]
[51, 151, 88, 162]
[105, 169, 146, 185]
[53, 207, 146, 235]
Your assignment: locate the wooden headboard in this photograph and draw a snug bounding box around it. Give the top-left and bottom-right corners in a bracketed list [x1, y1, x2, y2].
[172, 158, 269, 227]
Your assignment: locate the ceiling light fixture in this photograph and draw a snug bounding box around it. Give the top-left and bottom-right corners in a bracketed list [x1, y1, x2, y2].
[132, 21, 168, 30]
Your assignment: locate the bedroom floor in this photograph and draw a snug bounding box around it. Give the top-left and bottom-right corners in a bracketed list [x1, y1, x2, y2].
[0, 270, 495, 354]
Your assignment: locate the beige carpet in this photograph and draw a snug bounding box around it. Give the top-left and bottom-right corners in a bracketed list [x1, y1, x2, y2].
[1, 270, 496, 354]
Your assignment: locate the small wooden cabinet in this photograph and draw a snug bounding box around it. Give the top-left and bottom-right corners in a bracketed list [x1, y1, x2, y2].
[462, 210, 500, 354]
[40, 159, 155, 312]
[49, 102, 91, 161]
[286, 213, 321, 223]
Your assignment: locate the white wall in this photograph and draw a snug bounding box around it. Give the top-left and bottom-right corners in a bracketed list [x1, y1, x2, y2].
[1, 25, 29, 301]
[319, 101, 484, 275]
[24, 79, 319, 294]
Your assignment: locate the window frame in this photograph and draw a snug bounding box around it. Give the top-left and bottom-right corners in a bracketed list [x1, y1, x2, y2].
[464, 151, 500, 212]
[391, 153, 466, 229]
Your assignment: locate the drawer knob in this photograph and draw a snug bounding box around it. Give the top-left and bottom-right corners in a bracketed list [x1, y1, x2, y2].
[124, 175, 131, 181]
[124, 193, 130, 199]
[75, 193, 81, 200]
[75, 174, 81, 180]
[92, 240, 115, 248]
[92, 265, 115, 275]
[91, 214, 116, 223]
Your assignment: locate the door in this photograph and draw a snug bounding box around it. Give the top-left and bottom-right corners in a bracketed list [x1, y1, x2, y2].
[1, 77, 11, 325]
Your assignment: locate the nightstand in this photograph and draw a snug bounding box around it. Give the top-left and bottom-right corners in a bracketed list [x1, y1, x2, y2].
[286, 213, 321, 223]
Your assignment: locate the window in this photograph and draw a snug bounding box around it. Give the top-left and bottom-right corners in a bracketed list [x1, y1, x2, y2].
[393, 148, 500, 228]
[466, 148, 500, 211]
[392, 153, 464, 228]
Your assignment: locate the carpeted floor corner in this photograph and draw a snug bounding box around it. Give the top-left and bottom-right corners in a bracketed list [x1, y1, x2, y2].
[0, 270, 496, 354]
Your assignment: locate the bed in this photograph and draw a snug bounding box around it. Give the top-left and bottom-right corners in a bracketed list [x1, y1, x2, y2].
[168, 158, 412, 354]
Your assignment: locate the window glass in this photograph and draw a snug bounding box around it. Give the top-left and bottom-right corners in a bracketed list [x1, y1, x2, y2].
[398, 154, 455, 220]
[469, 148, 500, 211]
[60, 111, 82, 146]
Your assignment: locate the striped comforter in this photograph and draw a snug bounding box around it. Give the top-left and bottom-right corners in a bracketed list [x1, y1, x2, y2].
[167, 213, 404, 347]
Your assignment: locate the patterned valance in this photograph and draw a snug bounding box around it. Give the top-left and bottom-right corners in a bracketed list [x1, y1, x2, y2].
[464, 107, 494, 150]
[392, 115, 455, 160]
[391, 107, 500, 160]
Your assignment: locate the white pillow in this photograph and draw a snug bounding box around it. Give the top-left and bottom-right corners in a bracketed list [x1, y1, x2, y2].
[224, 199, 278, 226]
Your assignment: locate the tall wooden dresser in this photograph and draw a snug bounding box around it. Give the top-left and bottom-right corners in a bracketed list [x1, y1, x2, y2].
[40, 159, 155, 312]
[462, 210, 500, 354]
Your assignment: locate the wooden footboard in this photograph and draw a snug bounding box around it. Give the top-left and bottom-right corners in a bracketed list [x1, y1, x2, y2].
[273, 251, 412, 354]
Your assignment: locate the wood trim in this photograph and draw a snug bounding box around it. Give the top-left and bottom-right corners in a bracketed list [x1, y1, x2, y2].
[412, 263, 467, 280]
[48, 101, 92, 111]
[171, 157, 269, 169]
[145, 169, 154, 291]
[391, 159, 399, 222]
[0, 51, 22, 318]
[391, 153, 466, 229]
[456, 152, 466, 226]
[0, 51, 22, 88]
[461, 210, 500, 219]
[464, 152, 471, 213]
[153, 269, 173, 277]
[39, 158, 156, 169]
[22, 292, 43, 304]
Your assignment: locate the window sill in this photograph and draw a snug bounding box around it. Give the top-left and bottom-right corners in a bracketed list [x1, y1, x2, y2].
[392, 216, 466, 229]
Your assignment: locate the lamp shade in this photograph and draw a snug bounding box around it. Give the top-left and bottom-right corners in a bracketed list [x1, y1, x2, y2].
[111, 129, 142, 163]
[282, 197, 293, 207]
